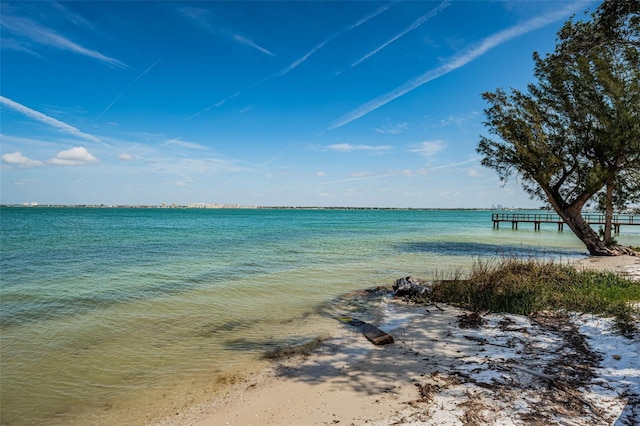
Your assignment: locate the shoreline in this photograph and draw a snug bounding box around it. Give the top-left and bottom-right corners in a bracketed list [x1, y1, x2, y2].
[572, 254, 640, 280]
[157, 255, 640, 426]
[4, 208, 638, 426]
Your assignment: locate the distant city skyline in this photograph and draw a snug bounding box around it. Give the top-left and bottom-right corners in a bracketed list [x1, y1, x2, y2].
[1, 1, 598, 207]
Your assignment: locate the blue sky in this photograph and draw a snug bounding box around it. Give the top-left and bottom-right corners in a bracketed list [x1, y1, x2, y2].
[1, 0, 598, 207]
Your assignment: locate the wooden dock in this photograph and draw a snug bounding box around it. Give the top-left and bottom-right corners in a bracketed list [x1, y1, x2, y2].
[492, 213, 638, 233]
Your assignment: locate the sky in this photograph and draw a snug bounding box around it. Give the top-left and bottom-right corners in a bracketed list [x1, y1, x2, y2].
[0, 0, 600, 208]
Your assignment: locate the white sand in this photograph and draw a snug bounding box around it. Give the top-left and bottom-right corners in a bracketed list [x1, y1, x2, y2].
[573, 254, 640, 281]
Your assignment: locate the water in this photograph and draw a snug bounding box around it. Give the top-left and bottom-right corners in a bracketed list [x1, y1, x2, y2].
[1, 207, 638, 425]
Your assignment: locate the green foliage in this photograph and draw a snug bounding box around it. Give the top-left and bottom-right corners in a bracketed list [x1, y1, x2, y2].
[429, 257, 640, 335]
[477, 0, 640, 255]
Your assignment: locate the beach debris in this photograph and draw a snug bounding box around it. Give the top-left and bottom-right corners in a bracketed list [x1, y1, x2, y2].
[413, 372, 460, 404]
[463, 335, 511, 348]
[337, 316, 394, 345]
[457, 311, 485, 329]
[393, 276, 430, 300]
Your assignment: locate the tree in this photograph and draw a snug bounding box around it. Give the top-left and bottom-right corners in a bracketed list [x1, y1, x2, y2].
[477, 0, 640, 256]
[558, 0, 640, 246]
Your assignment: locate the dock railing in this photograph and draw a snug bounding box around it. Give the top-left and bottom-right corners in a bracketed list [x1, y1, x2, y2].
[492, 213, 637, 232]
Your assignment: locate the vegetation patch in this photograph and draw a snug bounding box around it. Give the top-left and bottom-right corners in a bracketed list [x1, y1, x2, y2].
[425, 257, 639, 335]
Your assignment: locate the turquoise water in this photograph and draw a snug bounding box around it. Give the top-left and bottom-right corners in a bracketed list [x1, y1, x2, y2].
[1, 207, 638, 425]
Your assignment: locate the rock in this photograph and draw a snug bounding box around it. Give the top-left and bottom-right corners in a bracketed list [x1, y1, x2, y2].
[393, 276, 430, 299]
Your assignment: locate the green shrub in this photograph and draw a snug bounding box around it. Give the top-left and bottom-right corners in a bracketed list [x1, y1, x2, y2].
[428, 257, 639, 335]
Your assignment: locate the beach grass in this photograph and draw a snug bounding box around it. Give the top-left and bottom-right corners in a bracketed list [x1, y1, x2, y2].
[426, 257, 640, 335]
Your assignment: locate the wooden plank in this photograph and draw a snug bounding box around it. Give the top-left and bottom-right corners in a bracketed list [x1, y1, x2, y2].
[360, 323, 395, 345]
[341, 317, 394, 345]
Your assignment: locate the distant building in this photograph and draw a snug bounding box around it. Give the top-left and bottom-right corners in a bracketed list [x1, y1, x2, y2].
[186, 203, 255, 209]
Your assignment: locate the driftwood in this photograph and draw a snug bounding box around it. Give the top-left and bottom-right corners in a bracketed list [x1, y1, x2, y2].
[393, 276, 430, 299]
[338, 317, 395, 345]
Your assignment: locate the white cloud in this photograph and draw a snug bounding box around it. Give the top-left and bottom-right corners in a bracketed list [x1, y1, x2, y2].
[323, 143, 392, 153]
[119, 153, 133, 161]
[1, 151, 43, 167]
[179, 7, 209, 22]
[409, 140, 446, 157]
[351, 171, 376, 178]
[49, 147, 98, 166]
[330, 1, 585, 129]
[164, 138, 208, 150]
[0, 96, 101, 143]
[400, 169, 414, 177]
[52, 2, 96, 30]
[438, 112, 480, 127]
[158, 157, 254, 176]
[316, 171, 327, 177]
[13, 178, 36, 186]
[0, 134, 54, 145]
[0, 37, 42, 56]
[375, 122, 409, 134]
[286, 172, 395, 189]
[396, 168, 428, 177]
[467, 168, 483, 177]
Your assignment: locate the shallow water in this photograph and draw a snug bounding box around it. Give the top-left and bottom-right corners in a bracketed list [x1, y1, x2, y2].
[1, 207, 637, 425]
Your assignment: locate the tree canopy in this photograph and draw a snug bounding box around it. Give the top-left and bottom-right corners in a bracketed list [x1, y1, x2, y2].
[477, 0, 640, 256]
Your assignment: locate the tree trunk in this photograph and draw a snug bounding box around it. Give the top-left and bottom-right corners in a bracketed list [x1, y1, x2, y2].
[560, 206, 614, 256]
[604, 181, 614, 246]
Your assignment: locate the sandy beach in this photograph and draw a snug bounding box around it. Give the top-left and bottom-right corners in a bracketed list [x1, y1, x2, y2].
[159, 256, 640, 426]
[573, 254, 640, 281]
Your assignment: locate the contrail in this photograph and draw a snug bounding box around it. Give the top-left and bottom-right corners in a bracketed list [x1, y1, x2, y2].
[192, 2, 395, 115]
[281, 1, 395, 76]
[232, 34, 275, 57]
[1, 14, 127, 68]
[1, 95, 101, 143]
[351, 0, 450, 68]
[99, 58, 162, 117]
[330, 1, 588, 130]
[431, 157, 482, 170]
